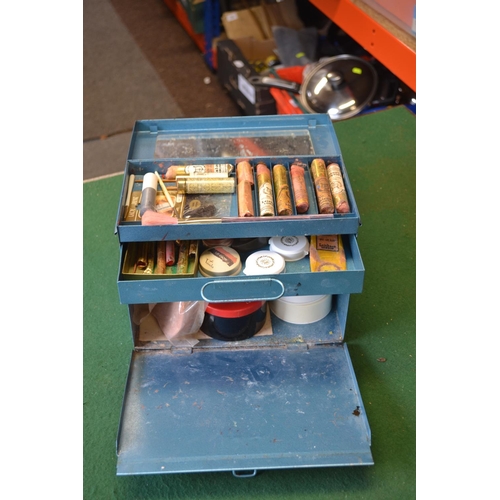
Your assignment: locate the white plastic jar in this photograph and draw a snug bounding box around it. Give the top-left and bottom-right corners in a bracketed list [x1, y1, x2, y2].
[268, 235, 309, 262]
[270, 294, 332, 324]
[243, 250, 286, 276]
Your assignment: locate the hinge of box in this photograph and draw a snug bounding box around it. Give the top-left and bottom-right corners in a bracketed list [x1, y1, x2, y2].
[170, 346, 193, 355]
[286, 340, 309, 351]
[287, 340, 344, 351]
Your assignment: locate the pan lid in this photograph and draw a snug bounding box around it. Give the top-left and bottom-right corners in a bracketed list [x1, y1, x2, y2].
[301, 55, 378, 120]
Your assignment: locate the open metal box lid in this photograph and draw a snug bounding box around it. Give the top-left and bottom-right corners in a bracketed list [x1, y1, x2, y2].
[127, 114, 342, 161]
[116, 343, 372, 475]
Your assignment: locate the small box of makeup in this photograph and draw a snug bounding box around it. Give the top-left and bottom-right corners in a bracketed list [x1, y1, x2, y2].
[113, 114, 373, 477]
[114, 114, 361, 243]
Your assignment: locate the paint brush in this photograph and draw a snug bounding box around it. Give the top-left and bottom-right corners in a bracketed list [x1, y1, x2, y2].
[154, 171, 176, 211]
[122, 174, 135, 220]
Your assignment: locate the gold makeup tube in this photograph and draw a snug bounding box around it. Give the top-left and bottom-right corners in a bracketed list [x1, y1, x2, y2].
[326, 162, 351, 213]
[272, 164, 293, 216]
[176, 176, 235, 194]
[310, 158, 335, 214]
[166, 164, 234, 180]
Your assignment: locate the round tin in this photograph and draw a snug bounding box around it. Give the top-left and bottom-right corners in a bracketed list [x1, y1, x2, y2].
[243, 250, 286, 276]
[231, 237, 268, 252]
[268, 235, 309, 262]
[202, 238, 234, 248]
[270, 294, 332, 324]
[200, 301, 267, 341]
[198, 246, 242, 277]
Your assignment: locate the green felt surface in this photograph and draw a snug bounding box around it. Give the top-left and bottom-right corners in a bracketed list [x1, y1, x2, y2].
[83, 106, 415, 499]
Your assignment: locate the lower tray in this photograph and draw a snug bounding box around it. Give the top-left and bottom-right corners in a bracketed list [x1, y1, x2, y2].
[116, 343, 373, 475]
[117, 234, 364, 304]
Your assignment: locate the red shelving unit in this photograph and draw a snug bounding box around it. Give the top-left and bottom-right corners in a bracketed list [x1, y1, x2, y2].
[310, 0, 416, 92]
[163, 0, 205, 53]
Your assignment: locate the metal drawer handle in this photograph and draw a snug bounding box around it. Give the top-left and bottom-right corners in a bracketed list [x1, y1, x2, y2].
[232, 469, 258, 478]
[200, 277, 285, 302]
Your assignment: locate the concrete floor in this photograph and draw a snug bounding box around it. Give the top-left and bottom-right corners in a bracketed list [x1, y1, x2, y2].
[83, 0, 242, 180]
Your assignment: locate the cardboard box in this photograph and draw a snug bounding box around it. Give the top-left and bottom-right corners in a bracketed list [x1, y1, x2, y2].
[221, 6, 272, 41]
[262, 0, 304, 31]
[231, 36, 276, 63]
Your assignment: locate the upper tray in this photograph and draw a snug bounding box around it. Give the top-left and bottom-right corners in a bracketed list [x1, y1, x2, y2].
[115, 114, 361, 242]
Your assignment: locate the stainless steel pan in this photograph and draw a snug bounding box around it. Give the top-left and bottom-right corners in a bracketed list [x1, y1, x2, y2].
[249, 55, 378, 121]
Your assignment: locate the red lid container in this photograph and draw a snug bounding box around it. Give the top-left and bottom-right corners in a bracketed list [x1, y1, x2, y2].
[201, 301, 267, 342]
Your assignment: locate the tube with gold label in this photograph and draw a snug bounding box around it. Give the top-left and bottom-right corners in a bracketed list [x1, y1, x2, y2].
[310, 159, 335, 214]
[166, 163, 234, 180]
[176, 176, 235, 194]
[256, 163, 275, 216]
[272, 164, 293, 216]
[176, 240, 190, 274]
[326, 162, 351, 213]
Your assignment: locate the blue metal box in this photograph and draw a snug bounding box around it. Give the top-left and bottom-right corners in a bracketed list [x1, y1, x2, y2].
[114, 114, 373, 476]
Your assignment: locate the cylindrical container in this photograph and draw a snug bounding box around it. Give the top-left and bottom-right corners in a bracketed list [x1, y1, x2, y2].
[156, 241, 167, 274]
[202, 238, 234, 248]
[272, 164, 293, 215]
[166, 240, 176, 265]
[139, 172, 158, 216]
[231, 237, 268, 252]
[198, 246, 241, 277]
[237, 180, 254, 217]
[176, 176, 235, 194]
[176, 240, 189, 273]
[290, 163, 309, 213]
[326, 162, 351, 213]
[268, 236, 309, 262]
[166, 164, 234, 180]
[270, 295, 332, 324]
[310, 158, 335, 214]
[236, 160, 254, 185]
[256, 163, 275, 216]
[200, 301, 267, 341]
[243, 250, 285, 276]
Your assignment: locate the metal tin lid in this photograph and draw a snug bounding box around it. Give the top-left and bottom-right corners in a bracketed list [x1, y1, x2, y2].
[301, 55, 378, 120]
[202, 239, 234, 247]
[199, 246, 242, 277]
[205, 300, 265, 318]
[243, 250, 286, 276]
[268, 235, 309, 261]
[278, 294, 329, 304]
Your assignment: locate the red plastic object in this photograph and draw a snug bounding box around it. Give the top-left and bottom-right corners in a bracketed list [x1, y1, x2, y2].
[206, 301, 265, 318]
[163, 0, 205, 53]
[271, 89, 303, 115]
[268, 67, 304, 115]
